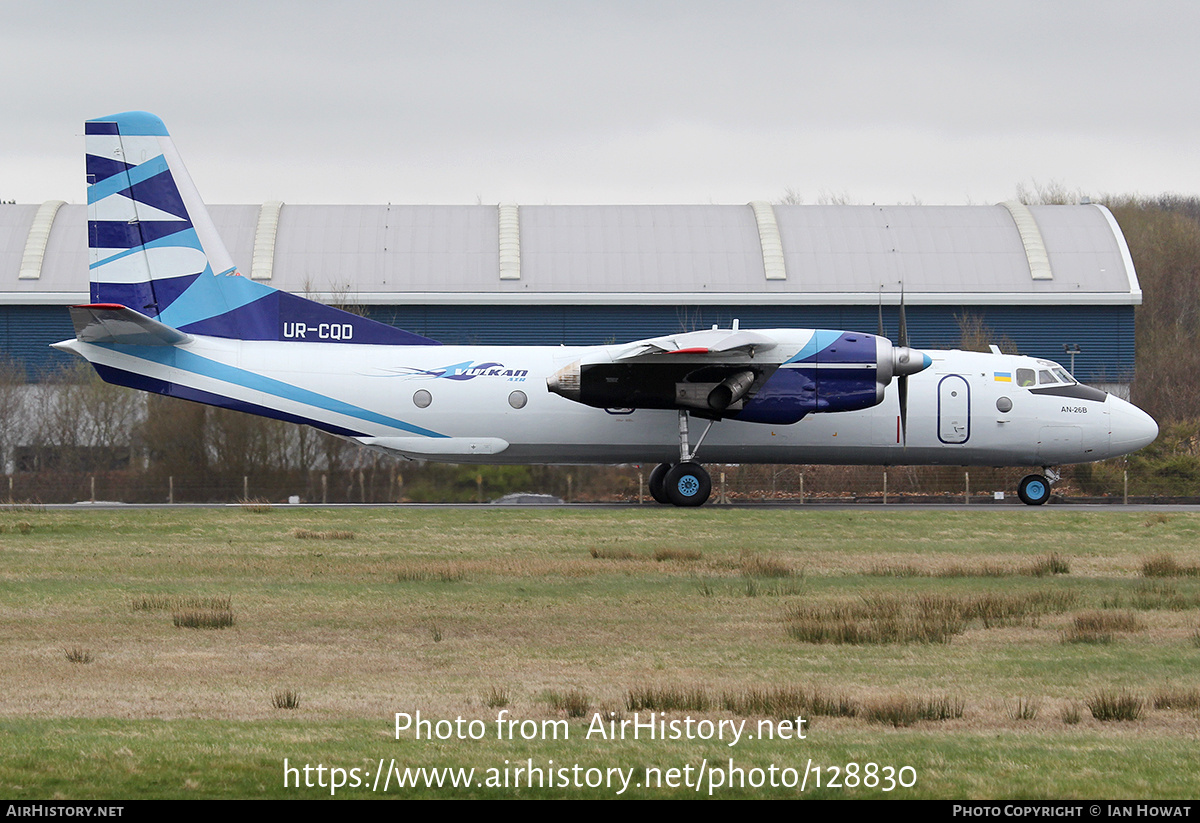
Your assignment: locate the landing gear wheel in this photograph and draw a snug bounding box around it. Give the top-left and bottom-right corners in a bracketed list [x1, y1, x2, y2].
[665, 462, 711, 507]
[648, 462, 672, 505]
[1018, 474, 1051, 506]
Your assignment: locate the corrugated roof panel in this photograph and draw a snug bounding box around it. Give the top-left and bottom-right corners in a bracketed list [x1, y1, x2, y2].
[519, 205, 763, 292]
[2, 206, 39, 280]
[0, 202, 1140, 304]
[1030, 205, 1130, 293]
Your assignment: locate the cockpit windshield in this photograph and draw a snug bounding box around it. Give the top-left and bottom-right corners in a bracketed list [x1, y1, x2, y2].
[1016, 363, 1077, 388]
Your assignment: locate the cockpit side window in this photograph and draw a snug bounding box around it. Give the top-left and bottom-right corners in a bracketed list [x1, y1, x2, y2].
[1016, 368, 1035, 387]
[1038, 370, 1056, 385]
[1053, 367, 1074, 384]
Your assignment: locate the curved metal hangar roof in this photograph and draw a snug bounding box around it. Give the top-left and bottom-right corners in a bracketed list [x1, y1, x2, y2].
[2, 202, 1138, 306]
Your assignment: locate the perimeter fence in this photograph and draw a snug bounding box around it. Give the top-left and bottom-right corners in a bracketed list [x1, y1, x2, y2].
[1, 458, 1191, 506]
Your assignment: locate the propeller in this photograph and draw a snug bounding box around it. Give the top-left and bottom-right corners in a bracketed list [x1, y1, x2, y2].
[877, 285, 884, 337]
[888, 282, 929, 447]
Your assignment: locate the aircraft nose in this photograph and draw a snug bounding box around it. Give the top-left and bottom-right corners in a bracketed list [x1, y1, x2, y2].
[1109, 397, 1159, 455]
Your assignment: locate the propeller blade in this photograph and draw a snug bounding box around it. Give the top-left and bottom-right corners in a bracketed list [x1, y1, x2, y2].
[877, 286, 884, 337]
[899, 374, 909, 447]
[898, 282, 907, 349]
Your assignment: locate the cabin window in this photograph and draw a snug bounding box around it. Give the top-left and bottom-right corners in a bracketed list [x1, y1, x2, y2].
[508, 391, 527, 409]
[413, 389, 432, 408]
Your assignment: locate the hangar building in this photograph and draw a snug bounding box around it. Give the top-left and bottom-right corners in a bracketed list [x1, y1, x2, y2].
[0, 200, 1140, 392]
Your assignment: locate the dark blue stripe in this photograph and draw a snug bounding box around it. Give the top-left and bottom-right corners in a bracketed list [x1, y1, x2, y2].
[89, 220, 195, 250]
[123, 169, 189, 220]
[85, 122, 120, 135]
[91, 363, 368, 437]
[175, 290, 441, 345]
[85, 153, 134, 183]
[90, 281, 160, 315]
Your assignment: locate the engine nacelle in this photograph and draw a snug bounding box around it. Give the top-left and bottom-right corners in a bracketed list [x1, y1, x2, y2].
[736, 332, 929, 425]
[546, 330, 930, 425]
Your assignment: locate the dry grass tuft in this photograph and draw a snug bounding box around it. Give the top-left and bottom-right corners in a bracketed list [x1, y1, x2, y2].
[547, 689, 591, 718]
[64, 647, 93, 664]
[272, 690, 300, 710]
[868, 553, 1069, 579]
[238, 499, 273, 513]
[173, 609, 235, 629]
[743, 577, 806, 598]
[1087, 689, 1144, 722]
[740, 553, 795, 578]
[785, 590, 1078, 646]
[787, 596, 962, 645]
[292, 528, 354, 540]
[627, 685, 712, 712]
[1007, 696, 1041, 721]
[395, 564, 467, 583]
[134, 595, 231, 612]
[1152, 687, 1200, 711]
[589, 547, 639, 560]
[483, 685, 511, 709]
[131, 595, 174, 611]
[1074, 610, 1144, 633]
[1063, 610, 1145, 644]
[722, 685, 857, 718]
[653, 548, 701, 562]
[0, 520, 34, 534]
[1142, 553, 1200, 578]
[864, 695, 964, 727]
[1102, 582, 1200, 611]
[1028, 553, 1071, 577]
[1061, 702, 1082, 725]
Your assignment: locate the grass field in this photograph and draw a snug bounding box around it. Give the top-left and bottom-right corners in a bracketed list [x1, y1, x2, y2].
[1, 505, 1199, 798]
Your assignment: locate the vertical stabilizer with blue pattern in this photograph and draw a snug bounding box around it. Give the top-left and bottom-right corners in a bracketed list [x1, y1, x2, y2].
[85, 112, 438, 346]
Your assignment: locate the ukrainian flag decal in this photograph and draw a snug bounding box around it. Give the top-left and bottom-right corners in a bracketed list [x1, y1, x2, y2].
[994, 372, 1012, 382]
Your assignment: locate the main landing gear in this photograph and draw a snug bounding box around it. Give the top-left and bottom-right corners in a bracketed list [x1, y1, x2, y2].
[1017, 468, 1060, 506]
[648, 412, 716, 507]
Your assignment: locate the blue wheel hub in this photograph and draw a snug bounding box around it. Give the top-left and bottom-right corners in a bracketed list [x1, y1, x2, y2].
[677, 475, 700, 497]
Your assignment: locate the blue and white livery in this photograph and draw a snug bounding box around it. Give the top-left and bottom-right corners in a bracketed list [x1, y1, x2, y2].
[56, 112, 1159, 506]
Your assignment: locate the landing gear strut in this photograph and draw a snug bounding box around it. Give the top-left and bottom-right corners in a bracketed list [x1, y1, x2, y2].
[648, 412, 716, 507]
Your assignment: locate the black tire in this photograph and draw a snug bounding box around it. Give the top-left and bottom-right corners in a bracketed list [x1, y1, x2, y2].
[664, 462, 711, 507]
[648, 462, 672, 505]
[1018, 474, 1051, 506]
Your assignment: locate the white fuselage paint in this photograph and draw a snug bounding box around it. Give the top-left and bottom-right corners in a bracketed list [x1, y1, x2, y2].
[61, 337, 1158, 468]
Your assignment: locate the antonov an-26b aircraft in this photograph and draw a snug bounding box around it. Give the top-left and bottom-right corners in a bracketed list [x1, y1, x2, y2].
[56, 112, 1159, 506]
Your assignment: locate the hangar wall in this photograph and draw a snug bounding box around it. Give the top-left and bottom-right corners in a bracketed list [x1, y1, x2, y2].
[0, 201, 1141, 387]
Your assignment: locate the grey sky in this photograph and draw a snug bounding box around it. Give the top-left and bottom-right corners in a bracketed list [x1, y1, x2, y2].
[4, 0, 1198, 206]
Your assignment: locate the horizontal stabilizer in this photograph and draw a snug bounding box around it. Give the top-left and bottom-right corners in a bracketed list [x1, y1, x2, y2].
[69, 304, 192, 347]
[356, 436, 510, 458]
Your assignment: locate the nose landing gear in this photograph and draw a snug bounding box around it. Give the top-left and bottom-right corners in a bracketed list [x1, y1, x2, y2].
[1018, 468, 1059, 506]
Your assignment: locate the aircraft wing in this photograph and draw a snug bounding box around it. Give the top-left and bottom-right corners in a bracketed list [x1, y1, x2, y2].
[613, 328, 778, 360]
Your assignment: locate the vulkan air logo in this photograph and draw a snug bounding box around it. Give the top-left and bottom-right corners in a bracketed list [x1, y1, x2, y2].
[403, 362, 529, 382]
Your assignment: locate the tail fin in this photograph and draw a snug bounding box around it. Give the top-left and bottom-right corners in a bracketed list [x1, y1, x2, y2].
[84, 112, 437, 346]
